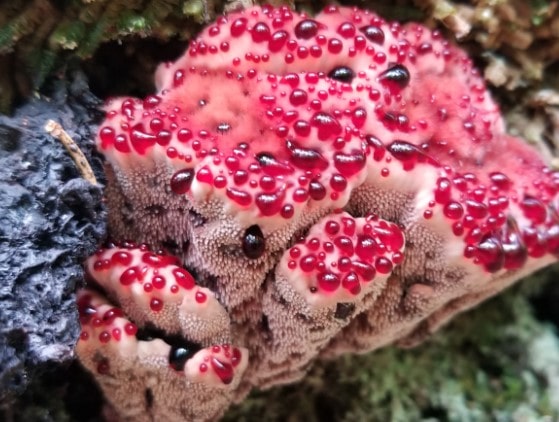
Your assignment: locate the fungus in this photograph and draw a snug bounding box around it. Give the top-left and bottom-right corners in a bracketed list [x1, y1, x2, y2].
[82, 5, 559, 420]
[77, 243, 248, 420]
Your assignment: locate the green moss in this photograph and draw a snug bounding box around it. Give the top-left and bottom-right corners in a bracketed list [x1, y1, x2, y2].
[225, 270, 559, 421]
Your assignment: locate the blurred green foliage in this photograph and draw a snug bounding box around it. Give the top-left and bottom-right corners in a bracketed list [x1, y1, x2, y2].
[225, 269, 559, 421]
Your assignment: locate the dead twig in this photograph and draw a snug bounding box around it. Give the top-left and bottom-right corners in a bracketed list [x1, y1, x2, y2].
[45, 119, 98, 185]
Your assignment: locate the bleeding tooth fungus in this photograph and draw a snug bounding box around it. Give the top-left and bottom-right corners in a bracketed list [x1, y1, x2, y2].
[78, 5, 559, 421]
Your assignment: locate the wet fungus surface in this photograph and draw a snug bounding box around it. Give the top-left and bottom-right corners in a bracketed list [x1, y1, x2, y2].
[77, 5, 559, 421]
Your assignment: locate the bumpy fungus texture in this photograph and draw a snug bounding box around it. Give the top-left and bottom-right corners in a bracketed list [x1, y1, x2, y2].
[78, 5, 559, 421]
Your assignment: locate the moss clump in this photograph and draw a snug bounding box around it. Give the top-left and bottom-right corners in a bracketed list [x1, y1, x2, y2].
[225, 269, 559, 421]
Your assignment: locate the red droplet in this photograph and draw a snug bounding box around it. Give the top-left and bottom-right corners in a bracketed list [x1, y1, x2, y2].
[337, 22, 356, 38]
[256, 190, 285, 216]
[230, 18, 248, 37]
[112, 328, 121, 341]
[476, 236, 504, 272]
[252, 22, 271, 42]
[317, 272, 341, 292]
[119, 266, 140, 285]
[334, 150, 366, 177]
[99, 127, 115, 148]
[173, 268, 195, 290]
[520, 196, 547, 224]
[99, 331, 111, 343]
[342, 272, 361, 294]
[325, 220, 340, 235]
[309, 180, 326, 200]
[102, 308, 123, 324]
[211, 357, 234, 384]
[294, 19, 319, 39]
[355, 235, 378, 261]
[111, 251, 132, 266]
[489, 172, 511, 190]
[195, 291, 207, 303]
[375, 257, 393, 274]
[360, 25, 385, 44]
[330, 174, 347, 192]
[465, 199, 488, 219]
[352, 261, 376, 281]
[150, 298, 164, 312]
[434, 178, 452, 204]
[300, 255, 317, 272]
[170, 169, 195, 194]
[269, 30, 289, 52]
[287, 140, 328, 170]
[226, 188, 252, 206]
[334, 236, 354, 256]
[124, 323, 138, 336]
[311, 112, 342, 140]
[443, 202, 464, 220]
[289, 89, 308, 106]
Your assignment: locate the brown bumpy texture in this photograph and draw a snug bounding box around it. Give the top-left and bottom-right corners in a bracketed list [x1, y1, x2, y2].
[77, 5, 559, 421]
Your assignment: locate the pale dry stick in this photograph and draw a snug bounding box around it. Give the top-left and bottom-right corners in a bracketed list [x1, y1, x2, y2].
[45, 119, 98, 185]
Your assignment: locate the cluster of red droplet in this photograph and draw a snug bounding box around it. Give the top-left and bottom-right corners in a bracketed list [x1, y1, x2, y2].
[424, 169, 559, 272]
[77, 292, 136, 375]
[90, 243, 207, 312]
[77, 293, 139, 348]
[96, 4, 448, 221]
[199, 344, 243, 385]
[286, 213, 404, 295]
[96, 4, 559, 276]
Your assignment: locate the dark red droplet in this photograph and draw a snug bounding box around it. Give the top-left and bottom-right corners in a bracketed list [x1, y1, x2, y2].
[476, 236, 504, 273]
[169, 343, 199, 371]
[378, 63, 410, 91]
[360, 25, 385, 44]
[150, 298, 164, 312]
[269, 30, 289, 52]
[333, 150, 366, 177]
[242, 225, 266, 259]
[311, 112, 342, 140]
[252, 22, 271, 43]
[230, 18, 248, 37]
[211, 357, 234, 384]
[256, 152, 294, 176]
[328, 66, 355, 83]
[294, 19, 319, 39]
[170, 169, 195, 194]
[256, 191, 284, 216]
[309, 180, 326, 200]
[287, 140, 328, 170]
